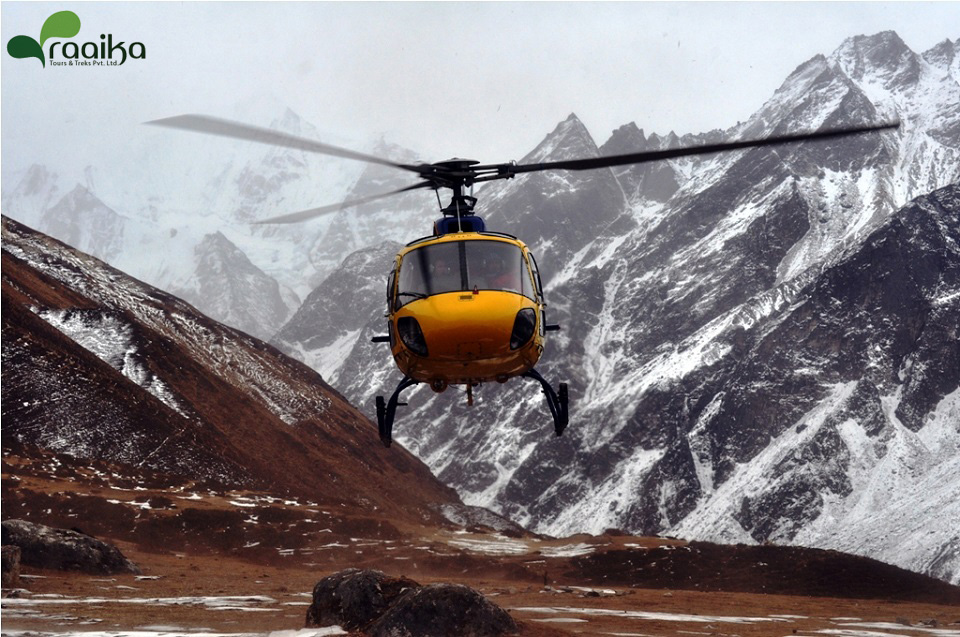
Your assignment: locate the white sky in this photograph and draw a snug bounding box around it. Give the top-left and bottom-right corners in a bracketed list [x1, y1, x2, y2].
[2, 1, 958, 176]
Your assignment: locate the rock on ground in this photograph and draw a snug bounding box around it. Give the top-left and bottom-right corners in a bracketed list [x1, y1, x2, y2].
[1, 519, 140, 575]
[305, 568, 418, 630]
[367, 583, 518, 637]
[2, 545, 21, 587]
[306, 569, 517, 636]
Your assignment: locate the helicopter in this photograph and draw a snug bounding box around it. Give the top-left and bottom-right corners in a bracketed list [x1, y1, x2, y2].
[148, 114, 898, 447]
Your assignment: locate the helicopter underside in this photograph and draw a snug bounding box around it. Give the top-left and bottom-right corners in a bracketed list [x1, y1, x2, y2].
[395, 347, 541, 387]
[377, 290, 567, 447]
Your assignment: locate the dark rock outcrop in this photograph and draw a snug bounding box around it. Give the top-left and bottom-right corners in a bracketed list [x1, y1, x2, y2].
[306, 569, 418, 631]
[2, 545, 21, 587]
[367, 583, 518, 637]
[306, 569, 517, 636]
[1, 519, 140, 575]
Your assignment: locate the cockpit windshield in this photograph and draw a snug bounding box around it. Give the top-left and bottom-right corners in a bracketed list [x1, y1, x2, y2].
[396, 240, 535, 306]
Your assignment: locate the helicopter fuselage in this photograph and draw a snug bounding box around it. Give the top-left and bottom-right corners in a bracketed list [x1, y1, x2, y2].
[386, 230, 546, 390]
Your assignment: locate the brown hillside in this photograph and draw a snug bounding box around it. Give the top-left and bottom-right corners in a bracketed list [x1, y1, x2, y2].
[2, 216, 459, 523]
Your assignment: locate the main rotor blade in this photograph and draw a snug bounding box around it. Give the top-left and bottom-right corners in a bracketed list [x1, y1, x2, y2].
[252, 181, 435, 225]
[146, 114, 424, 174]
[511, 121, 900, 174]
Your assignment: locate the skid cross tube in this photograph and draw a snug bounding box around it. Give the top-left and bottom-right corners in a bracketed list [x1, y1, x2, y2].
[522, 368, 569, 436]
[376, 376, 418, 447]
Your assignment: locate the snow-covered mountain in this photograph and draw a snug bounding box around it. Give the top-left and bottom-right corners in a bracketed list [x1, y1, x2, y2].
[304, 141, 435, 289]
[169, 232, 294, 339]
[272, 240, 404, 390]
[480, 114, 632, 282]
[273, 32, 960, 584]
[38, 185, 129, 264]
[1, 103, 372, 340]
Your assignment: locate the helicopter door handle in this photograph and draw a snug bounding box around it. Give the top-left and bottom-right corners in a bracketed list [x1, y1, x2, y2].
[545, 324, 561, 332]
[371, 335, 391, 343]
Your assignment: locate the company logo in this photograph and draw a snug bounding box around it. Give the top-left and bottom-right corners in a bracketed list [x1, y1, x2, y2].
[7, 10, 145, 68]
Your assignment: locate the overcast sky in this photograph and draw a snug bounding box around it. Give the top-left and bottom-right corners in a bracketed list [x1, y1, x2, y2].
[2, 2, 958, 178]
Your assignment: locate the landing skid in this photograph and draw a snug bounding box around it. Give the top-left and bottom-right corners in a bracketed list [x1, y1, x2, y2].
[375, 369, 569, 447]
[522, 368, 569, 436]
[376, 375, 417, 448]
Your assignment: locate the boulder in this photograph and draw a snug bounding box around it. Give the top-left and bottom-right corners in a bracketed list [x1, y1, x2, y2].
[305, 568, 419, 630]
[306, 570, 517, 636]
[1, 520, 140, 575]
[2, 545, 21, 587]
[367, 583, 518, 637]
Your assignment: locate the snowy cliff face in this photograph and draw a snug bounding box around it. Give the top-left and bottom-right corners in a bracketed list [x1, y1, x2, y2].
[276, 33, 960, 584]
[668, 186, 960, 584]
[480, 114, 633, 282]
[272, 240, 403, 391]
[171, 232, 294, 340]
[599, 123, 684, 205]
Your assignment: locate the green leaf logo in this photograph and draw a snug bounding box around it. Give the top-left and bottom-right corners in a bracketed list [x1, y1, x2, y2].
[6, 10, 81, 68]
[7, 35, 45, 67]
[39, 11, 81, 46]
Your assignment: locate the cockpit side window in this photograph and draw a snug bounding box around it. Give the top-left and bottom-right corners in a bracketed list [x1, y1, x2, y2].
[387, 263, 398, 311]
[528, 251, 544, 300]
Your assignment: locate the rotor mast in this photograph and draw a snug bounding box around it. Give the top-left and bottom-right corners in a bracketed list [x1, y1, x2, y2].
[431, 158, 481, 217]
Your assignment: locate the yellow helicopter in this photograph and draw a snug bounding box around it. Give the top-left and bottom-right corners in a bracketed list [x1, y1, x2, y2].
[149, 115, 898, 446]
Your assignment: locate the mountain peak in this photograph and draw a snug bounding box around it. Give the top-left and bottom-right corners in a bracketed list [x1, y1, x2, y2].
[922, 38, 959, 74]
[836, 31, 909, 56]
[10, 164, 60, 198]
[60, 183, 114, 213]
[203, 230, 233, 247]
[831, 31, 920, 88]
[522, 113, 598, 164]
[372, 137, 421, 164]
[271, 107, 307, 136]
[66, 183, 94, 198]
[600, 122, 648, 156]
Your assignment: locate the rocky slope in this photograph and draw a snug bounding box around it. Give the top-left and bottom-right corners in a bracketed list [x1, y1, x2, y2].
[1, 216, 459, 520]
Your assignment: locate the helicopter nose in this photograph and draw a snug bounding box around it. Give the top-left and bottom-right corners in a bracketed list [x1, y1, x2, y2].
[413, 292, 526, 360]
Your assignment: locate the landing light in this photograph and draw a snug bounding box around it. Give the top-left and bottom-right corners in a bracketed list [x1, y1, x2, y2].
[398, 317, 428, 357]
[510, 309, 537, 350]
